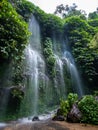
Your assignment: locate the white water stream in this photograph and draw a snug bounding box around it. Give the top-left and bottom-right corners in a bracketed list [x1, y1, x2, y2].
[63, 51, 83, 97]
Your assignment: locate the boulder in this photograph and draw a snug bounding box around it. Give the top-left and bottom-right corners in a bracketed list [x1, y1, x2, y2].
[67, 103, 82, 123]
[32, 116, 40, 121]
[52, 108, 65, 121]
[52, 115, 65, 121]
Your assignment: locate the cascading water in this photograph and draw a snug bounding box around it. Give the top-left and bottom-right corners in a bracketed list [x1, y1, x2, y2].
[20, 15, 84, 117]
[0, 88, 10, 119]
[25, 46, 41, 115]
[63, 51, 83, 97]
[54, 55, 66, 98]
[21, 16, 68, 117]
[21, 15, 46, 116]
[0, 14, 84, 122]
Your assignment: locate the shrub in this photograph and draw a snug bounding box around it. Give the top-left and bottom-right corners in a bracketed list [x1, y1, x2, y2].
[60, 93, 78, 117]
[60, 100, 70, 117]
[78, 95, 98, 124]
[67, 93, 78, 108]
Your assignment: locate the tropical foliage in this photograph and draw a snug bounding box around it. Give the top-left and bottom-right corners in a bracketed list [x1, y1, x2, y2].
[0, 0, 29, 62]
[60, 93, 78, 116]
[63, 16, 98, 91]
[60, 93, 98, 124]
[9, 0, 35, 21]
[78, 95, 98, 124]
[43, 37, 56, 77]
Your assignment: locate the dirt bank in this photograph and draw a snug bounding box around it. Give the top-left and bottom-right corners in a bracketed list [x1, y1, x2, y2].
[0, 119, 98, 130]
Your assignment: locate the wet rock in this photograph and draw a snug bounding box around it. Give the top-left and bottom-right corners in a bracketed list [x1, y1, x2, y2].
[52, 115, 65, 121]
[32, 116, 40, 121]
[57, 108, 63, 116]
[52, 108, 65, 121]
[67, 103, 82, 123]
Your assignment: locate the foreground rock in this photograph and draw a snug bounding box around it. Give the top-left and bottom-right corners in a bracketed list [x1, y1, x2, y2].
[52, 115, 65, 121]
[52, 108, 65, 121]
[32, 116, 40, 121]
[67, 103, 82, 123]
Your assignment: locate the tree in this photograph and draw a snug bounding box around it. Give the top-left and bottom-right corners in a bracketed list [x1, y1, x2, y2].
[88, 19, 98, 28]
[54, 3, 86, 19]
[88, 7, 98, 19]
[88, 8, 98, 29]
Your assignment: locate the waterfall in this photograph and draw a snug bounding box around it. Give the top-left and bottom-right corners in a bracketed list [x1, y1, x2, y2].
[0, 88, 10, 119]
[22, 15, 46, 116]
[22, 16, 68, 116]
[20, 15, 84, 117]
[54, 55, 66, 98]
[0, 15, 84, 122]
[29, 15, 41, 51]
[25, 47, 41, 115]
[63, 51, 83, 97]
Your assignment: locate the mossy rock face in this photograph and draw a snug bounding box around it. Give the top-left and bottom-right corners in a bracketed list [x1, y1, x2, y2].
[0, 87, 24, 119]
[10, 87, 24, 100]
[6, 87, 24, 114]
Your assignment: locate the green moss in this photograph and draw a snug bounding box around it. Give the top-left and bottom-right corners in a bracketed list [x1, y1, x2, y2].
[43, 37, 56, 77]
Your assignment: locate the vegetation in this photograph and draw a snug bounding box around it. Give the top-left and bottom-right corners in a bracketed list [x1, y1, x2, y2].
[9, 0, 36, 21]
[4, 0, 98, 92]
[88, 9, 98, 19]
[34, 10, 64, 39]
[54, 3, 86, 19]
[0, 0, 29, 62]
[60, 93, 78, 116]
[60, 93, 98, 124]
[54, 3, 98, 91]
[78, 95, 98, 124]
[0, 0, 30, 87]
[0, 0, 98, 123]
[43, 37, 56, 77]
[63, 16, 98, 91]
